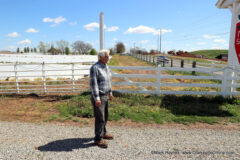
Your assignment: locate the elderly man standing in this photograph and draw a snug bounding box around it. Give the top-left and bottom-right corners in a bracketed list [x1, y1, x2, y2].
[90, 49, 114, 148]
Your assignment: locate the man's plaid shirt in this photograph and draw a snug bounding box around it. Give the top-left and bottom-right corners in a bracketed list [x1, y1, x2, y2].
[90, 61, 112, 101]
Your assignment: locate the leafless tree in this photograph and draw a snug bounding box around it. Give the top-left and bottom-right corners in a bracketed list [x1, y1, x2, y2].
[56, 40, 69, 54]
[71, 41, 92, 54]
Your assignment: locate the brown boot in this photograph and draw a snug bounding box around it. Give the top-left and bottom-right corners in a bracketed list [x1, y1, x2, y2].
[103, 134, 114, 140]
[94, 139, 108, 148]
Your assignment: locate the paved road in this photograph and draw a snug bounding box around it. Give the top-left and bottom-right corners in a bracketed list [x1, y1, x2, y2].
[0, 121, 239, 160]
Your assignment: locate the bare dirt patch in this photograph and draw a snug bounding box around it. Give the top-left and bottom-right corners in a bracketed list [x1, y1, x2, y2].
[0, 94, 63, 122]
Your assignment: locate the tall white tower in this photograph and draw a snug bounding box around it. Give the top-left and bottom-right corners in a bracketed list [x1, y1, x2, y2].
[100, 12, 104, 50]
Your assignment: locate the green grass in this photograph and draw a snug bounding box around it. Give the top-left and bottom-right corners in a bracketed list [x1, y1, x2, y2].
[53, 91, 240, 125]
[165, 70, 211, 76]
[190, 49, 228, 59]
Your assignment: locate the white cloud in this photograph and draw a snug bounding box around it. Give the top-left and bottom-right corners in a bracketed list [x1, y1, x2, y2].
[125, 25, 155, 34]
[43, 17, 53, 23]
[54, 16, 66, 23]
[214, 39, 226, 44]
[7, 32, 20, 38]
[107, 26, 119, 32]
[18, 39, 31, 45]
[43, 16, 67, 27]
[83, 22, 106, 31]
[139, 40, 149, 44]
[69, 21, 77, 26]
[197, 42, 206, 45]
[25, 28, 39, 33]
[202, 34, 219, 39]
[84, 22, 99, 31]
[153, 29, 172, 35]
[124, 25, 172, 35]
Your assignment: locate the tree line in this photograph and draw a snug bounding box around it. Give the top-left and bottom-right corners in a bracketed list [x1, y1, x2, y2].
[16, 40, 126, 55]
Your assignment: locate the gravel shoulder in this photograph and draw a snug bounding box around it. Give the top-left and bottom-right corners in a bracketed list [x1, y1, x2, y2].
[0, 121, 239, 160]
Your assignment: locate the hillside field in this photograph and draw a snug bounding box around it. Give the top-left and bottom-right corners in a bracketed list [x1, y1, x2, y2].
[189, 49, 228, 59]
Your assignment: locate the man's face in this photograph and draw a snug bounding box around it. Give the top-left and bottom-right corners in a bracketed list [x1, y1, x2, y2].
[99, 53, 110, 64]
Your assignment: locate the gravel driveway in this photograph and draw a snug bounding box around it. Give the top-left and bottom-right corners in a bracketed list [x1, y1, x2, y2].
[0, 121, 239, 160]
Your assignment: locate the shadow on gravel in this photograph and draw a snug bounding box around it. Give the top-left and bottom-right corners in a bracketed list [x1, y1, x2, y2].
[37, 138, 94, 152]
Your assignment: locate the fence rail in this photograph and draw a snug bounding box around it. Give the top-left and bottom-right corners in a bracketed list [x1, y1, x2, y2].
[132, 53, 227, 68]
[0, 62, 239, 96]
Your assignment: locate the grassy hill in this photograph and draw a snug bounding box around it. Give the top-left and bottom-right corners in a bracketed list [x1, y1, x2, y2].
[190, 49, 228, 59]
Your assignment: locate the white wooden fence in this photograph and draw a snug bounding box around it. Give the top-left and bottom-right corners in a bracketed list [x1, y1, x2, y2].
[0, 62, 91, 94]
[111, 65, 240, 97]
[0, 62, 240, 96]
[132, 53, 227, 69]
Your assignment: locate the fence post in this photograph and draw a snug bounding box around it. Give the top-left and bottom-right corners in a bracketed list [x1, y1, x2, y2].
[72, 63, 75, 92]
[171, 59, 173, 67]
[230, 66, 237, 96]
[14, 62, 20, 94]
[157, 65, 161, 95]
[42, 62, 47, 93]
[181, 60, 184, 68]
[192, 61, 196, 75]
[163, 60, 165, 67]
[222, 67, 231, 97]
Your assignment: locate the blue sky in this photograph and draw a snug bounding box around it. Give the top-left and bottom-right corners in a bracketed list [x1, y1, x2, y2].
[0, 0, 231, 52]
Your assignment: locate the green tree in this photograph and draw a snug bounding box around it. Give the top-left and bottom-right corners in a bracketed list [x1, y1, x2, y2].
[65, 47, 70, 55]
[90, 48, 97, 55]
[48, 45, 60, 54]
[115, 42, 125, 53]
[34, 48, 37, 53]
[27, 47, 30, 53]
[16, 48, 20, 53]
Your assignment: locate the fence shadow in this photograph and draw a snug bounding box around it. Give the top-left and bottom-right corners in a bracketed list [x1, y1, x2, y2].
[160, 95, 234, 117]
[0, 93, 75, 101]
[37, 137, 95, 152]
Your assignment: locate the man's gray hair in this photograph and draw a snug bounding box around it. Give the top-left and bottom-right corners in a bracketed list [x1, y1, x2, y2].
[98, 49, 110, 59]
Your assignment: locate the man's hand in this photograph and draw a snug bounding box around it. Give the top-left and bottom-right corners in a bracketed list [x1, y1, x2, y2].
[95, 100, 101, 107]
[109, 94, 114, 101]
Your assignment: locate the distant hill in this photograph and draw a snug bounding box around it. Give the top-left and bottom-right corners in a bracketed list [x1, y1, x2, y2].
[189, 49, 228, 59]
[0, 50, 15, 54]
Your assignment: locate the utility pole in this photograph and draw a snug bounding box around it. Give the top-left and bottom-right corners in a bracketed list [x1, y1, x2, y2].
[157, 30, 159, 52]
[157, 28, 162, 53]
[160, 28, 162, 54]
[99, 12, 104, 50]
